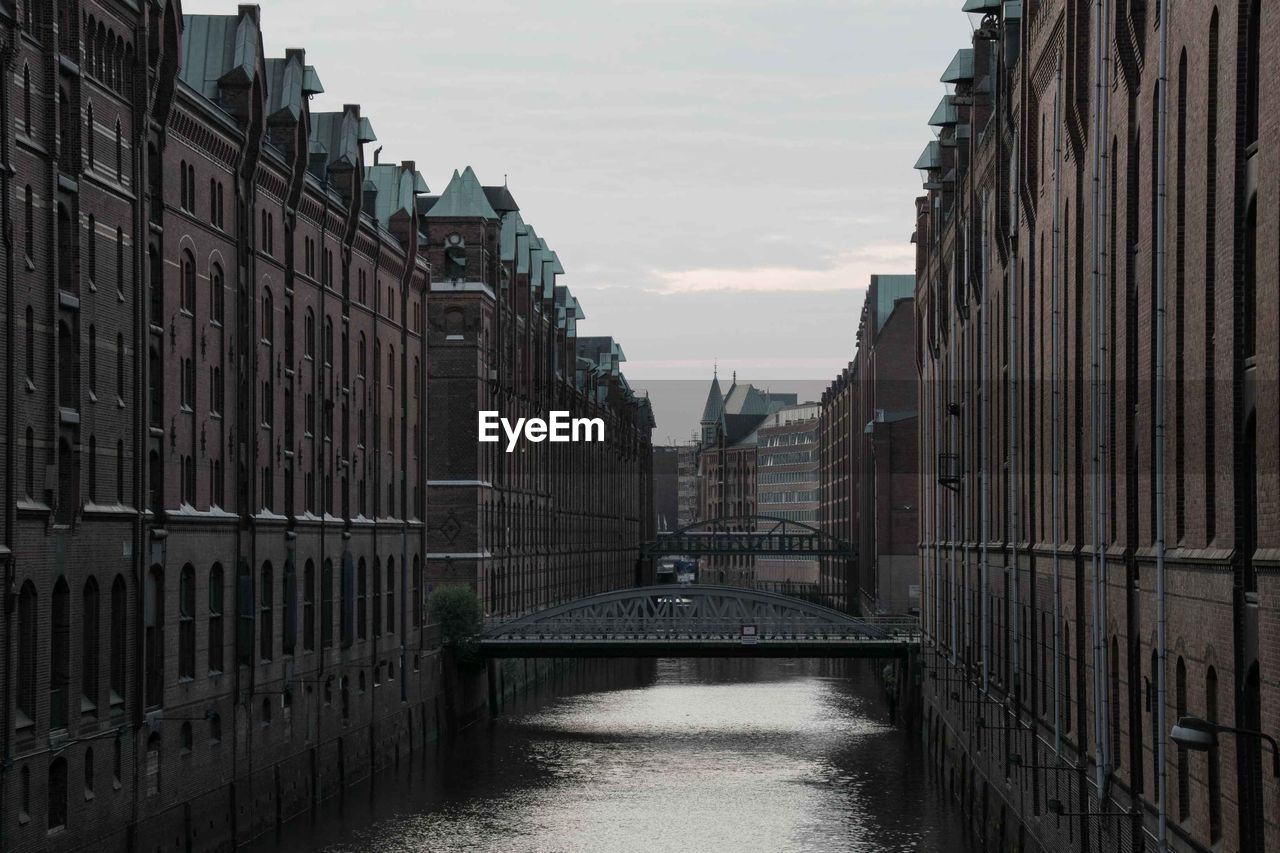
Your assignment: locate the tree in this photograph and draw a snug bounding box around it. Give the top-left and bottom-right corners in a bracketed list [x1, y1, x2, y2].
[430, 586, 482, 647]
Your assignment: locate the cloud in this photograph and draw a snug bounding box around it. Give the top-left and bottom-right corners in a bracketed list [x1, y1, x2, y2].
[651, 243, 916, 293]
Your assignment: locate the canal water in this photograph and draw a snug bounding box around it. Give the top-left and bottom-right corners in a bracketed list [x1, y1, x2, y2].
[257, 659, 969, 853]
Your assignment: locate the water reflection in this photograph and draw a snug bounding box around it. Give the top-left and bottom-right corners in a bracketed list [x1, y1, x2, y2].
[260, 659, 967, 853]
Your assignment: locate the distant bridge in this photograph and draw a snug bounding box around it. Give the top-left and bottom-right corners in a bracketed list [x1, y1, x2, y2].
[642, 515, 857, 559]
[477, 585, 918, 658]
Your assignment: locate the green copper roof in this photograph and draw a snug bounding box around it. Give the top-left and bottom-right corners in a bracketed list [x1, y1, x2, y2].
[302, 65, 324, 95]
[700, 374, 725, 424]
[356, 117, 377, 144]
[264, 55, 303, 123]
[500, 211, 525, 261]
[515, 222, 532, 274]
[941, 48, 975, 83]
[309, 110, 360, 170]
[1003, 1, 1022, 17]
[425, 167, 499, 220]
[180, 13, 260, 101]
[364, 163, 420, 228]
[928, 95, 958, 127]
[914, 140, 942, 170]
[962, 0, 1002, 11]
[869, 275, 916, 333]
[525, 225, 543, 281]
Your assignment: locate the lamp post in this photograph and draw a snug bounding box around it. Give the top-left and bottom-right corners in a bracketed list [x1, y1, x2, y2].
[1170, 715, 1280, 778]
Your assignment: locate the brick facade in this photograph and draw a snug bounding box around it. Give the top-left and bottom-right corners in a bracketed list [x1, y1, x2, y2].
[916, 3, 1279, 852]
[0, 3, 652, 850]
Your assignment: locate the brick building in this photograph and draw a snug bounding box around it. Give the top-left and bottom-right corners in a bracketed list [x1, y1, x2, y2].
[422, 172, 655, 616]
[755, 403, 821, 594]
[819, 275, 919, 617]
[0, 3, 651, 850]
[916, 2, 1279, 852]
[695, 371, 796, 586]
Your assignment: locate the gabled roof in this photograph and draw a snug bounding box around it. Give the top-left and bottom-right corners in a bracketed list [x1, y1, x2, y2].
[483, 185, 519, 215]
[364, 163, 425, 228]
[180, 12, 261, 101]
[424, 167, 499, 219]
[309, 110, 361, 171]
[264, 54, 303, 123]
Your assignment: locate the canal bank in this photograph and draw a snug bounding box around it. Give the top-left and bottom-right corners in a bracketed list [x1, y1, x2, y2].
[249, 658, 968, 853]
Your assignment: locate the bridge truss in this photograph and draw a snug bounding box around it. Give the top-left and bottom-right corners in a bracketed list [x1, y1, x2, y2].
[643, 515, 857, 559]
[478, 585, 918, 658]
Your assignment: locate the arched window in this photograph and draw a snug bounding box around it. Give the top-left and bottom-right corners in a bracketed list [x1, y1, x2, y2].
[110, 575, 126, 706]
[84, 747, 95, 798]
[179, 159, 188, 210]
[178, 564, 195, 679]
[181, 250, 195, 313]
[48, 757, 68, 830]
[25, 427, 35, 499]
[87, 214, 96, 285]
[23, 185, 32, 261]
[1206, 665, 1223, 841]
[82, 578, 100, 711]
[304, 308, 315, 358]
[321, 558, 334, 648]
[16, 581, 37, 723]
[357, 558, 367, 640]
[236, 559, 253, 667]
[25, 304, 34, 380]
[86, 102, 95, 169]
[260, 561, 273, 662]
[303, 559, 315, 651]
[145, 733, 160, 796]
[211, 263, 224, 324]
[261, 287, 273, 343]
[22, 64, 31, 134]
[372, 558, 382, 637]
[180, 721, 192, 755]
[208, 563, 224, 674]
[88, 323, 97, 395]
[50, 578, 70, 730]
[413, 557, 422, 628]
[386, 556, 395, 634]
[144, 566, 164, 708]
[115, 121, 122, 180]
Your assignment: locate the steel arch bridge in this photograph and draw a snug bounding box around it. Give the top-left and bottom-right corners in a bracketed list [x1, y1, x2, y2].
[642, 515, 857, 559]
[477, 585, 919, 658]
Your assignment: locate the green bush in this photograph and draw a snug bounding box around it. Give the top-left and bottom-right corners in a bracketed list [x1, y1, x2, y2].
[430, 585, 483, 647]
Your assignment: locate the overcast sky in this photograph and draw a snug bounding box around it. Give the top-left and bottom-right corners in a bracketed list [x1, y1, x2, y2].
[189, 0, 972, 436]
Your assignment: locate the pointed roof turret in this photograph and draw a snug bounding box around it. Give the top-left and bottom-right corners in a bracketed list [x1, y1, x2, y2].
[425, 166, 499, 219]
[700, 371, 725, 424]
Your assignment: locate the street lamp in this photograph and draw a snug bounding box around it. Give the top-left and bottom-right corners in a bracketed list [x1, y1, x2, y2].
[1170, 716, 1280, 778]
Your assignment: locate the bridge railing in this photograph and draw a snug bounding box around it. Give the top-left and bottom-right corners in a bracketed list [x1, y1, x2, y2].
[483, 616, 920, 644]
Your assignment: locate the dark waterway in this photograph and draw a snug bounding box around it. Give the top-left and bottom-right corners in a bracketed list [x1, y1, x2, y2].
[255, 659, 969, 852]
